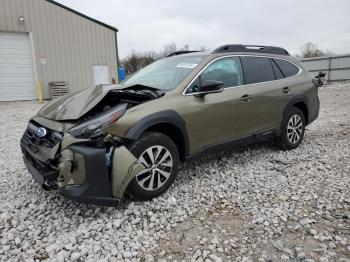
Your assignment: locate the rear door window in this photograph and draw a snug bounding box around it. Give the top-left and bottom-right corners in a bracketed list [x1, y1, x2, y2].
[271, 59, 285, 80]
[240, 56, 275, 84]
[273, 59, 299, 77]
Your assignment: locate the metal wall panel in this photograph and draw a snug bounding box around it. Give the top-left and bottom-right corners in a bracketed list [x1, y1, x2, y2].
[331, 57, 350, 68]
[302, 59, 329, 71]
[0, 0, 118, 99]
[0, 32, 36, 101]
[300, 54, 350, 81]
[330, 70, 349, 81]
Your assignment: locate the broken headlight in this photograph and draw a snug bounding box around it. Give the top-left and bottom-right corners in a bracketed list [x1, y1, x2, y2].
[68, 104, 127, 138]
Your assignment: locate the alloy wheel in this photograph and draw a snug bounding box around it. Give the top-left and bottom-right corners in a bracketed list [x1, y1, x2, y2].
[287, 114, 303, 144]
[135, 145, 173, 191]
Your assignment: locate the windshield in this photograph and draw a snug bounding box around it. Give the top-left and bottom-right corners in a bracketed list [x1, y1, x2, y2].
[122, 56, 204, 90]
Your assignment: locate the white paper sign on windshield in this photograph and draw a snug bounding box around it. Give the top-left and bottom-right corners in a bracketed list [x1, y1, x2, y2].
[176, 63, 198, 69]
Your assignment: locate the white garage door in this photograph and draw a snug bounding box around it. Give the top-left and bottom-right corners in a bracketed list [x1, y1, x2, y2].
[0, 32, 36, 101]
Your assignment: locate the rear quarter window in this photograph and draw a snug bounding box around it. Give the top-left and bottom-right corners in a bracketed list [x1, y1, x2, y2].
[274, 59, 300, 77]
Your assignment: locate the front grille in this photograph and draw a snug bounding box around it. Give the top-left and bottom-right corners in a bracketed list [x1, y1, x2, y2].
[21, 121, 63, 154]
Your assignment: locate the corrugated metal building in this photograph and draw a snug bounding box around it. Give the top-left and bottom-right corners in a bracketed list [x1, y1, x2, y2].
[300, 54, 350, 82]
[0, 0, 119, 101]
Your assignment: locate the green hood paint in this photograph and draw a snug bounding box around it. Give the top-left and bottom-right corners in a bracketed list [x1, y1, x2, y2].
[38, 85, 124, 121]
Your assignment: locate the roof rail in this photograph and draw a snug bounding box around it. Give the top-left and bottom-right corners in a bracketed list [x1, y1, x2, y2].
[167, 51, 200, 57]
[212, 45, 290, 56]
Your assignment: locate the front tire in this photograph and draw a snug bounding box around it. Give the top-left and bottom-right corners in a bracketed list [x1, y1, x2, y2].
[127, 132, 179, 200]
[277, 107, 306, 150]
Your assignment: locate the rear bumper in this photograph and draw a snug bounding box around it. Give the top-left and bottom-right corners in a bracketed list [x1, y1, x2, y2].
[308, 94, 320, 125]
[22, 145, 119, 206]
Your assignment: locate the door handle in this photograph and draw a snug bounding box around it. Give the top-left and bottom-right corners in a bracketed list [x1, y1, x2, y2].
[240, 94, 252, 103]
[283, 87, 291, 94]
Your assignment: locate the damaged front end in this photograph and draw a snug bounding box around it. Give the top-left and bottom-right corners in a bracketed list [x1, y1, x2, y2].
[56, 142, 144, 206]
[21, 85, 163, 206]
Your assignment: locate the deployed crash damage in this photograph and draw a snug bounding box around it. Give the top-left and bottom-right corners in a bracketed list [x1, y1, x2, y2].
[39, 84, 165, 121]
[21, 84, 164, 206]
[21, 48, 319, 206]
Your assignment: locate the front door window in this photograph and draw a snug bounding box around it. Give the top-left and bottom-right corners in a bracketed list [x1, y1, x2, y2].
[186, 57, 243, 94]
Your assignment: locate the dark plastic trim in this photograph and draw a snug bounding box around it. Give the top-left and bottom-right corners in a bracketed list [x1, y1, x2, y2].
[59, 145, 118, 206]
[187, 129, 278, 161]
[167, 51, 200, 57]
[308, 107, 319, 125]
[23, 155, 56, 185]
[283, 95, 310, 124]
[22, 150, 58, 182]
[212, 45, 290, 56]
[125, 110, 190, 157]
[45, 0, 118, 32]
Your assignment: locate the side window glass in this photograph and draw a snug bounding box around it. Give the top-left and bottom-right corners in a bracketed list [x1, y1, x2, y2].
[186, 57, 243, 94]
[274, 59, 299, 77]
[240, 56, 275, 84]
[271, 59, 285, 80]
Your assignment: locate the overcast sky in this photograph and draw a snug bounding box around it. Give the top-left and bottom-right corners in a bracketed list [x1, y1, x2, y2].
[57, 0, 350, 58]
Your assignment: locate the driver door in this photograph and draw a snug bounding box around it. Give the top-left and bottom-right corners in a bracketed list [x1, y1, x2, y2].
[181, 57, 252, 154]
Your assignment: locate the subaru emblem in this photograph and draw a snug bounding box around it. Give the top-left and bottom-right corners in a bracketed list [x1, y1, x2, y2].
[36, 127, 47, 138]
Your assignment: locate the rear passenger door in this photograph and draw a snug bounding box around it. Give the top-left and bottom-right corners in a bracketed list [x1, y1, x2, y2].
[240, 56, 287, 133]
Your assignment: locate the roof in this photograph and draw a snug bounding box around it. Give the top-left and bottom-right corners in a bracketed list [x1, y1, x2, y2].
[167, 45, 291, 59]
[165, 50, 301, 66]
[46, 0, 118, 32]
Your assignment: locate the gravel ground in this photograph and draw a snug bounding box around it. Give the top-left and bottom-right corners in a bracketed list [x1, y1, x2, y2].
[0, 82, 349, 262]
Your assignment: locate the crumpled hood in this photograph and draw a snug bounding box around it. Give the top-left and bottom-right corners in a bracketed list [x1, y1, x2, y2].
[38, 85, 123, 121]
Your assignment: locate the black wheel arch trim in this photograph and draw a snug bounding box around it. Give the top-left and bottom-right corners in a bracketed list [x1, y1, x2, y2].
[283, 94, 310, 124]
[125, 110, 190, 157]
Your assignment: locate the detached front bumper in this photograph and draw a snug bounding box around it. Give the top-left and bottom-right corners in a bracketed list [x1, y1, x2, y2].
[22, 145, 119, 206]
[23, 153, 57, 186]
[59, 145, 119, 206]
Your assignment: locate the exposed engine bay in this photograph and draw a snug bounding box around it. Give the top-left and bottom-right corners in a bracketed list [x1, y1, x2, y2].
[78, 85, 165, 123]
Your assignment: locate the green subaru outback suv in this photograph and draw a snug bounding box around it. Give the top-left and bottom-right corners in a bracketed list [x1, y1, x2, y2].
[21, 44, 320, 206]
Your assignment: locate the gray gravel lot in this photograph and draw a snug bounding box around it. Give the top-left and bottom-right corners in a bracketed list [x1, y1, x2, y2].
[0, 82, 349, 262]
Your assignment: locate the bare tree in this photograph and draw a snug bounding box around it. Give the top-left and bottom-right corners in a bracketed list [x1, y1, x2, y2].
[121, 50, 139, 76]
[182, 44, 189, 51]
[158, 43, 193, 58]
[300, 43, 325, 58]
[158, 43, 177, 58]
[121, 44, 206, 75]
[121, 50, 157, 75]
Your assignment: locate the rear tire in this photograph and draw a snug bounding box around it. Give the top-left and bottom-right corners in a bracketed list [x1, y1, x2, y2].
[277, 107, 306, 150]
[127, 132, 179, 200]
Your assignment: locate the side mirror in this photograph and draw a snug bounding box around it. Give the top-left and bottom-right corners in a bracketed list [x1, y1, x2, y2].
[194, 80, 224, 97]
